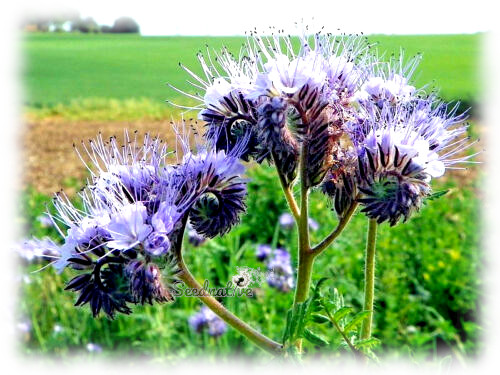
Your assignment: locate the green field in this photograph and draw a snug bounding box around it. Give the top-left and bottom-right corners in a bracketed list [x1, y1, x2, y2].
[23, 33, 481, 108]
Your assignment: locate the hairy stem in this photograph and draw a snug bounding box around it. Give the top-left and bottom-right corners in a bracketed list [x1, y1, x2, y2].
[171, 215, 282, 355]
[177, 255, 283, 355]
[293, 249, 315, 304]
[271, 150, 300, 221]
[294, 136, 312, 306]
[289, 113, 314, 354]
[311, 200, 359, 255]
[360, 218, 378, 340]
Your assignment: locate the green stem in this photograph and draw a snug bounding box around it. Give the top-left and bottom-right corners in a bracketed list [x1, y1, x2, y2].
[311, 200, 359, 255]
[293, 249, 315, 305]
[177, 255, 283, 355]
[272, 150, 300, 221]
[171, 215, 282, 355]
[294, 135, 312, 306]
[360, 218, 378, 340]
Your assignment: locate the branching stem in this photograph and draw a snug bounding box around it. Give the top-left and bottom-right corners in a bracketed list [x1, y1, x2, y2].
[177, 256, 283, 355]
[311, 200, 359, 255]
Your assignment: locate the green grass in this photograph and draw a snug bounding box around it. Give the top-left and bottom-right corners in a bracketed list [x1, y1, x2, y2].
[23, 33, 481, 111]
[18, 165, 481, 363]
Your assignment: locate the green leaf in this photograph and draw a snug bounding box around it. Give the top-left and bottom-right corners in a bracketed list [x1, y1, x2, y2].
[344, 311, 371, 333]
[312, 277, 329, 299]
[333, 306, 353, 323]
[310, 298, 323, 313]
[426, 189, 450, 201]
[354, 337, 381, 349]
[282, 309, 293, 344]
[296, 302, 309, 336]
[303, 328, 329, 347]
[310, 314, 330, 324]
[288, 303, 303, 340]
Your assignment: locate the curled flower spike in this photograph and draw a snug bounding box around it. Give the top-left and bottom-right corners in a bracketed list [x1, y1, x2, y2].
[180, 138, 249, 238]
[64, 257, 134, 318]
[351, 98, 476, 225]
[125, 259, 176, 305]
[256, 97, 299, 184]
[172, 48, 261, 161]
[40, 126, 249, 318]
[321, 148, 359, 218]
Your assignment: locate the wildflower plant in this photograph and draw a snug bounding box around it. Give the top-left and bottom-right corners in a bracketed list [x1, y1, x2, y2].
[27, 26, 478, 359]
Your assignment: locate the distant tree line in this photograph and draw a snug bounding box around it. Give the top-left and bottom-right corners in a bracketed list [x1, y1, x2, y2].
[22, 12, 140, 34]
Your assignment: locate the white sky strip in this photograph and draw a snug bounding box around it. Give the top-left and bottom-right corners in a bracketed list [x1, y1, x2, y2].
[18, 0, 492, 36]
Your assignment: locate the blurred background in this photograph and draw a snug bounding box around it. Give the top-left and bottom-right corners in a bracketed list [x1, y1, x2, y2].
[12, 0, 485, 366]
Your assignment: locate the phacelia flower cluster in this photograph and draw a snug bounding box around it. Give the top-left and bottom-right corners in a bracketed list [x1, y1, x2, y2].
[173, 30, 371, 190]
[175, 29, 476, 226]
[29, 129, 248, 318]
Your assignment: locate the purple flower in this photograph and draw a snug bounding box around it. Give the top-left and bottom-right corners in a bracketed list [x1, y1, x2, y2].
[144, 232, 171, 256]
[266, 248, 294, 293]
[202, 78, 235, 117]
[106, 202, 152, 251]
[207, 318, 228, 337]
[189, 306, 227, 337]
[36, 127, 248, 318]
[256, 244, 272, 262]
[188, 307, 209, 333]
[279, 213, 295, 229]
[14, 237, 60, 262]
[246, 50, 327, 99]
[66, 213, 111, 247]
[354, 54, 420, 108]
[176, 48, 258, 121]
[325, 56, 363, 100]
[349, 98, 475, 225]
